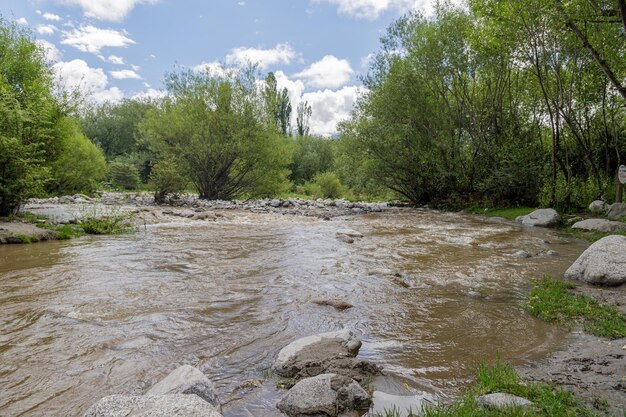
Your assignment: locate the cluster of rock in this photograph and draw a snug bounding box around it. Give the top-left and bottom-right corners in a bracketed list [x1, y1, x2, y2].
[85, 365, 222, 417]
[29, 193, 393, 218]
[273, 329, 380, 416]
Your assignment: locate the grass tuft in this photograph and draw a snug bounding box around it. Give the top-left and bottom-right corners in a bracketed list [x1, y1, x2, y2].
[528, 277, 626, 339]
[466, 207, 535, 221]
[375, 359, 605, 417]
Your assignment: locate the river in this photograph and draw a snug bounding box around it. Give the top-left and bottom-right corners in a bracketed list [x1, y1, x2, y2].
[0, 208, 588, 416]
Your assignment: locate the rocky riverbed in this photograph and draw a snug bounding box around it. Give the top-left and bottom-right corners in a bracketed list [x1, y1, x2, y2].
[0, 194, 624, 416]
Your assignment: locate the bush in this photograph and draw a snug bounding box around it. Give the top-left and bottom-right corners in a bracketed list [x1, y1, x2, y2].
[109, 159, 141, 190]
[538, 174, 609, 212]
[313, 172, 343, 199]
[48, 119, 106, 195]
[149, 157, 187, 203]
[78, 207, 135, 235]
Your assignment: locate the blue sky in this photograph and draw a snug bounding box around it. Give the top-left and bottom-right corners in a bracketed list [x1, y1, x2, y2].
[1, 0, 433, 135]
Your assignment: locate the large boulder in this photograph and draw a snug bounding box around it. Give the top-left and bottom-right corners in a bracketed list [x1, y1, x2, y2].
[565, 235, 626, 286]
[571, 219, 626, 233]
[146, 365, 221, 411]
[476, 393, 533, 409]
[273, 329, 380, 383]
[606, 203, 626, 221]
[83, 395, 222, 417]
[516, 209, 561, 228]
[276, 374, 370, 417]
[588, 200, 608, 215]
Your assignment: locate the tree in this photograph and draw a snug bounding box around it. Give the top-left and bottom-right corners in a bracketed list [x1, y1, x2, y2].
[296, 101, 312, 137]
[263, 72, 292, 136]
[141, 68, 291, 200]
[0, 17, 60, 215]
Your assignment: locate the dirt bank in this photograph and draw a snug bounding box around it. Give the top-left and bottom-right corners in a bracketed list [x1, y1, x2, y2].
[519, 284, 626, 417]
[0, 220, 58, 243]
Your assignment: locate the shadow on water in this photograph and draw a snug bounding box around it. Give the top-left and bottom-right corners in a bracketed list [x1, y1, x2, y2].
[0, 209, 587, 416]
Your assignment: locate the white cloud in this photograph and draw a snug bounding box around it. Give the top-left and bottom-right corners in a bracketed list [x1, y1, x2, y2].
[193, 61, 230, 77]
[303, 86, 361, 136]
[294, 55, 354, 89]
[53, 59, 124, 103]
[61, 25, 135, 54]
[108, 55, 125, 65]
[132, 88, 167, 101]
[55, 0, 158, 22]
[131, 64, 141, 71]
[36, 24, 58, 35]
[226, 43, 296, 70]
[110, 69, 142, 79]
[36, 39, 63, 62]
[42, 12, 62, 21]
[312, 0, 427, 19]
[16, 17, 29, 25]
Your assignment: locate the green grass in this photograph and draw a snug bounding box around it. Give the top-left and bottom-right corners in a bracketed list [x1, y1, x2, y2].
[11, 233, 40, 244]
[79, 213, 135, 235]
[528, 277, 626, 339]
[466, 207, 536, 220]
[16, 212, 84, 240]
[375, 360, 604, 417]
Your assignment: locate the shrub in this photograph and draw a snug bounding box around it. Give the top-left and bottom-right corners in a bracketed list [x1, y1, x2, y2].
[109, 159, 141, 190]
[313, 172, 343, 199]
[78, 207, 135, 235]
[149, 157, 187, 204]
[48, 119, 106, 195]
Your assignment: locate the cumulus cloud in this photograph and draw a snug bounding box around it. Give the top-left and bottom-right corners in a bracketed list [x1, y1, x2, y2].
[42, 12, 62, 21]
[55, 0, 158, 22]
[53, 59, 124, 103]
[108, 55, 125, 65]
[36, 39, 63, 62]
[269, 70, 360, 136]
[61, 25, 135, 54]
[109, 69, 142, 79]
[294, 55, 354, 89]
[194, 61, 225, 74]
[302, 86, 361, 136]
[312, 0, 428, 19]
[36, 24, 58, 35]
[132, 88, 167, 101]
[16, 17, 29, 25]
[226, 43, 296, 70]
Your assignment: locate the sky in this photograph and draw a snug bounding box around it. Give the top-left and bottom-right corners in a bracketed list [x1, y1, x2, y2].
[1, 0, 435, 136]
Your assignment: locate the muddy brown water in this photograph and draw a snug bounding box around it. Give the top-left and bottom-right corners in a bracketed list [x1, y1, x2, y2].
[0, 209, 588, 416]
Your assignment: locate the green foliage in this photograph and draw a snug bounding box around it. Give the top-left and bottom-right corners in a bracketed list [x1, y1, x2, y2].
[376, 360, 602, 417]
[81, 99, 153, 159]
[0, 17, 61, 215]
[149, 157, 188, 203]
[538, 174, 610, 212]
[528, 277, 626, 339]
[312, 172, 343, 199]
[289, 136, 336, 184]
[78, 207, 135, 235]
[108, 158, 141, 190]
[141, 67, 291, 200]
[48, 119, 106, 194]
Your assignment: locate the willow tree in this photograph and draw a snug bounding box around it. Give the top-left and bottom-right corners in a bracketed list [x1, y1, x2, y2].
[141, 68, 290, 200]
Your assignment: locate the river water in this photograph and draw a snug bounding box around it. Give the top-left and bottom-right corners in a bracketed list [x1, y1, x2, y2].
[0, 208, 588, 416]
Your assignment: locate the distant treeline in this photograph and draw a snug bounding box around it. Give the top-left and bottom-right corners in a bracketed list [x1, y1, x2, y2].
[1, 0, 624, 216]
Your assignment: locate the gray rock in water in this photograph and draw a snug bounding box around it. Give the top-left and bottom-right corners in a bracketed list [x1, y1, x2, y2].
[606, 203, 626, 221]
[571, 219, 626, 233]
[276, 374, 370, 417]
[83, 394, 223, 417]
[476, 393, 533, 409]
[146, 365, 221, 410]
[336, 229, 364, 239]
[274, 329, 362, 378]
[511, 250, 531, 258]
[588, 200, 607, 214]
[516, 209, 561, 228]
[364, 391, 434, 417]
[270, 199, 281, 208]
[564, 235, 626, 286]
